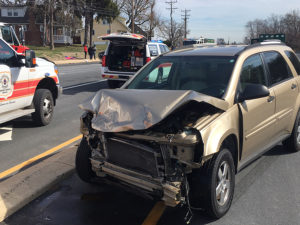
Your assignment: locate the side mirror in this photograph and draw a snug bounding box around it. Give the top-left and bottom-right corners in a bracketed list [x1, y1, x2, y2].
[25, 50, 36, 68]
[238, 83, 270, 102]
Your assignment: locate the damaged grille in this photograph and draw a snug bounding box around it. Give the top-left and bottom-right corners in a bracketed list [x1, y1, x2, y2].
[106, 138, 163, 177]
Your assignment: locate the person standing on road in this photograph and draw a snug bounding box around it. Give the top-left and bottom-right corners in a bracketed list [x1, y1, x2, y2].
[92, 44, 97, 60]
[83, 45, 88, 59]
[88, 46, 93, 60]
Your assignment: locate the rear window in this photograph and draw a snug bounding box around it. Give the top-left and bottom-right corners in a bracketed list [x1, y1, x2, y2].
[148, 45, 158, 56]
[127, 56, 236, 98]
[285, 51, 300, 75]
[263, 51, 292, 85]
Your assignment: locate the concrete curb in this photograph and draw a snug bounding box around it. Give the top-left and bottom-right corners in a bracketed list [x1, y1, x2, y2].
[54, 60, 101, 66]
[0, 147, 77, 222]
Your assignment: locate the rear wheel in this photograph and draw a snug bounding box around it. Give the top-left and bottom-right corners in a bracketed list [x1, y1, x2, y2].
[32, 89, 54, 126]
[283, 110, 300, 152]
[75, 138, 95, 183]
[190, 148, 235, 218]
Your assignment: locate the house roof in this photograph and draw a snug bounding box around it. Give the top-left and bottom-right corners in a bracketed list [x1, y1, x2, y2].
[128, 22, 147, 36]
[0, 5, 29, 24]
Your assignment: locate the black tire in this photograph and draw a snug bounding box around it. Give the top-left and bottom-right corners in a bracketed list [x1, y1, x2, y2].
[75, 138, 95, 183]
[190, 149, 235, 219]
[283, 110, 300, 152]
[32, 89, 54, 126]
[107, 80, 120, 89]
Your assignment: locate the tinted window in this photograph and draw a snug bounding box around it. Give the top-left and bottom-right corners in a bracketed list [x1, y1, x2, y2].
[263, 51, 292, 85]
[240, 54, 266, 91]
[159, 45, 165, 53]
[0, 39, 18, 67]
[148, 45, 158, 56]
[127, 56, 236, 98]
[285, 51, 300, 75]
[1, 26, 13, 44]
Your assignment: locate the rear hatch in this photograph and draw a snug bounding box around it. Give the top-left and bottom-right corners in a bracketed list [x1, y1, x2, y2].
[101, 33, 148, 73]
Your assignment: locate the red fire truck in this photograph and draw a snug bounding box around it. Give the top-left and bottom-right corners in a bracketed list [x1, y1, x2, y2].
[0, 22, 29, 54]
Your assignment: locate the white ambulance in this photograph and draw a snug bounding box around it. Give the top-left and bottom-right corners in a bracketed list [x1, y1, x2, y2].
[0, 38, 61, 126]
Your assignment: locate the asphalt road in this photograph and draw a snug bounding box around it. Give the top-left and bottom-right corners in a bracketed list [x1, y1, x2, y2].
[0, 63, 105, 174]
[2, 145, 300, 225]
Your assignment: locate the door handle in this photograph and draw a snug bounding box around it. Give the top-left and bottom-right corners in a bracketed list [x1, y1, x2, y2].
[291, 83, 297, 89]
[267, 95, 275, 102]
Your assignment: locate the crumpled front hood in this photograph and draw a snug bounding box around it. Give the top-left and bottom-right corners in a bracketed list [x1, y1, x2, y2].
[79, 89, 229, 132]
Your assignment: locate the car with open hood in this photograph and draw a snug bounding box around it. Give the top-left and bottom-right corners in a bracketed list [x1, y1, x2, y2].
[99, 32, 169, 88]
[76, 41, 300, 220]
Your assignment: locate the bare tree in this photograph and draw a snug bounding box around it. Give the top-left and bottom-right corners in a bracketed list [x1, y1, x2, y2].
[245, 10, 300, 50]
[116, 0, 154, 27]
[158, 19, 184, 49]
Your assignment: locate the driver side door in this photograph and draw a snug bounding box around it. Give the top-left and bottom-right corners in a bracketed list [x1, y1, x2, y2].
[0, 39, 29, 114]
[238, 53, 276, 161]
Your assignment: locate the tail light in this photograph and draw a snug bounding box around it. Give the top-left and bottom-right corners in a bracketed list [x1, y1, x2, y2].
[146, 57, 151, 63]
[102, 55, 106, 67]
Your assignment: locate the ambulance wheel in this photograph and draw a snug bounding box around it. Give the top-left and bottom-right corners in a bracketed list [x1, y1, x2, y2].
[32, 89, 54, 126]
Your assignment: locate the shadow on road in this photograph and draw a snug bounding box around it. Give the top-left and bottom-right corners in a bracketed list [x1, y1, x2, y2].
[62, 81, 108, 96]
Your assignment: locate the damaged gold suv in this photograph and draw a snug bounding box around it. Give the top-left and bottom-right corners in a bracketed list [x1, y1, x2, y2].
[76, 41, 300, 219]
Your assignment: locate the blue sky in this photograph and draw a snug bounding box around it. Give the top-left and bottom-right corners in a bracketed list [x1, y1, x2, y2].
[156, 0, 300, 42]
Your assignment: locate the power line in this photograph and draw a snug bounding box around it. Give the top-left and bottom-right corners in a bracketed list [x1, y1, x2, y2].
[181, 9, 190, 39]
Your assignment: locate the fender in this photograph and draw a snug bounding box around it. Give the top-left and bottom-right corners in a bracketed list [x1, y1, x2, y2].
[200, 105, 240, 161]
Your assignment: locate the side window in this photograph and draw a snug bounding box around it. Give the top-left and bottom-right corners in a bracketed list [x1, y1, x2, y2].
[159, 45, 165, 54]
[0, 39, 18, 67]
[144, 63, 172, 83]
[240, 54, 267, 91]
[148, 45, 158, 56]
[285, 51, 300, 75]
[164, 45, 170, 53]
[263, 51, 292, 85]
[1, 26, 13, 44]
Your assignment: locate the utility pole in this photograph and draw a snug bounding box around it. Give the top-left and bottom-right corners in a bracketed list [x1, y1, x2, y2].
[166, 0, 177, 50]
[131, 0, 135, 33]
[181, 9, 191, 39]
[49, 0, 54, 50]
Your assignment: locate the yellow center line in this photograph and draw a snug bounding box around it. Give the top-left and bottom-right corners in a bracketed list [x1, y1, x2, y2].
[142, 201, 166, 225]
[0, 134, 82, 180]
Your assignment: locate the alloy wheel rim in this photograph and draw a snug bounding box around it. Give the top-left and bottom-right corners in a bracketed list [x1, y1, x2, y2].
[43, 97, 53, 119]
[216, 161, 231, 206]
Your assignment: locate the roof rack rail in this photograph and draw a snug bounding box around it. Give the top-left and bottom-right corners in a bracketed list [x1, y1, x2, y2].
[244, 39, 285, 51]
[260, 39, 282, 44]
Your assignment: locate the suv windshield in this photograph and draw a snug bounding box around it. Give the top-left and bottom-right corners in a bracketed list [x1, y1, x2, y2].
[127, 56, 236, 98]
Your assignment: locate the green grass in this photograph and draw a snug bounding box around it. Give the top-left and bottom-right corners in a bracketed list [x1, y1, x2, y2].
[27, 44, 107, 61]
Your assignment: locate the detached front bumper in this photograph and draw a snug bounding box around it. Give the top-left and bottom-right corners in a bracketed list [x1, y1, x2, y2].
[90, 159, 182, 207]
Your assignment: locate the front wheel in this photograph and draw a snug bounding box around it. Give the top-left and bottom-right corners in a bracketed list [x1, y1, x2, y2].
[283, 110, 300, 152]
[32, 89, 54, 126]
[75, 138, 95, 183]
[190, 149, 235, 218]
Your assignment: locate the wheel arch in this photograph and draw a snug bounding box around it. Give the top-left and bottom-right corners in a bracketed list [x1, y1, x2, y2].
[200, 106, 240, 171]
[35, 77, 58, 105]
[221, 134, 239, 173]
